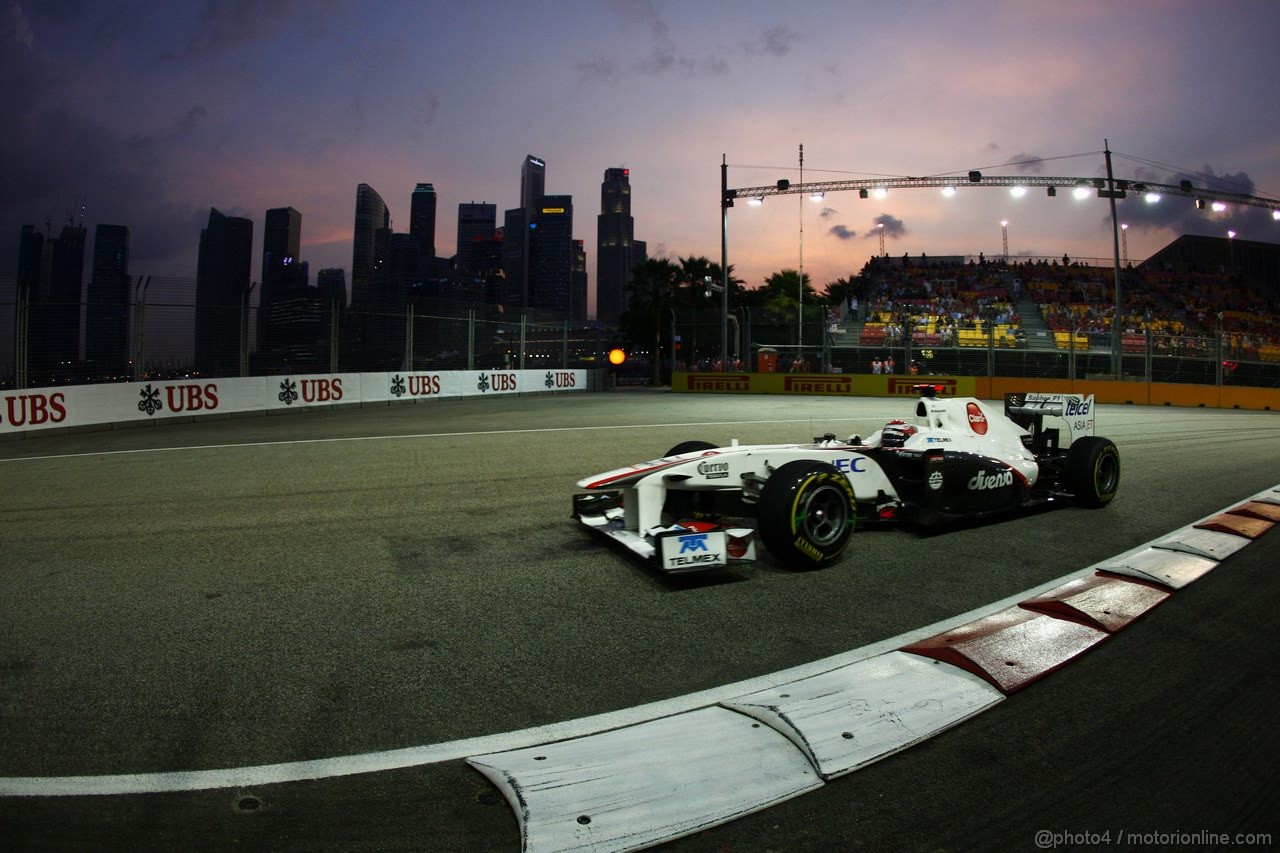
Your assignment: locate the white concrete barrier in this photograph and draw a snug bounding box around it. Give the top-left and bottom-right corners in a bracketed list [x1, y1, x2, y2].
[0, 369, 587, 435]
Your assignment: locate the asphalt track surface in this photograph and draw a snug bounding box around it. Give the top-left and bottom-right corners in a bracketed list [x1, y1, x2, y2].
[1, 389, 1279, 852]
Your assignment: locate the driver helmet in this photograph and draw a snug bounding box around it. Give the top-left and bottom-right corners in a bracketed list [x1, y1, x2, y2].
[880, 418, 918, 448]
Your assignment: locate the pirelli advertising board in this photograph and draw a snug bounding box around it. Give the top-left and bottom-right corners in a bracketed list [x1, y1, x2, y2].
[672, 373, 976, 398]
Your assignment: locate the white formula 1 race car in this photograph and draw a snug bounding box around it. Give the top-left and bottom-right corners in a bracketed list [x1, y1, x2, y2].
[572, 386, 1120, 573]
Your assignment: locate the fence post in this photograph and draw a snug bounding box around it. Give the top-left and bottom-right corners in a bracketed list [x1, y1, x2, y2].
[1145, 330, 1153, 383]
[239, 282, 256, 377]
[986, 322, 995, 378]
[329, 295, 339, 373]
[1216, 329, 1224, 386]
[520, 312, 527, 369]
[1068, 327, 1076, 381]
[132, 276, 151, 382]
[467, 308, 475, 371]
[903, 317, 914, 376]
[15, 274, 30, 389]
[404, 299, 415, 371]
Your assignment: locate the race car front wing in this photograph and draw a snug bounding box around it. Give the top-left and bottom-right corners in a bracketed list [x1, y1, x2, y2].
[573, 492, 757, 573]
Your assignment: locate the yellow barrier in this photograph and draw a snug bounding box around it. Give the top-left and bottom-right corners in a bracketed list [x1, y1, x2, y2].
[672, 373, 977, 397]
[674, 373, 1280, 411]
[980, 377, 1279, 410]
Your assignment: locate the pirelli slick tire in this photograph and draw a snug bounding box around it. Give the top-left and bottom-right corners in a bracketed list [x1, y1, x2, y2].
[663, 440, 718, 520]
[1065, 436, 1121, 508]
[758, 460, 856, 568]
[664, 440, 718, 458]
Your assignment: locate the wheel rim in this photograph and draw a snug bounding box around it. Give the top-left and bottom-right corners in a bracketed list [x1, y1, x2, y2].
[796, 483, 850, 545]
[1095, 452, 1119, 494]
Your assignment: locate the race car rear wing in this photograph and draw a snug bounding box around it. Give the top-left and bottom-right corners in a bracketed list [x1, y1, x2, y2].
[1003, 392, 1096, 449]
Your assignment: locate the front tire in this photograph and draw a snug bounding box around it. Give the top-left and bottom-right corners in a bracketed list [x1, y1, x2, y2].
[758, 460, 856, 568]
[664, 440, 717, 458]
[1064, 436, 1120, 507]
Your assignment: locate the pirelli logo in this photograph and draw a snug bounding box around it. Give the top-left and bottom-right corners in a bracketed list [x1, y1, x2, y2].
[887, 378, 959, 396]
[784, 376, 852, 394]
[687, 374, 752, 392]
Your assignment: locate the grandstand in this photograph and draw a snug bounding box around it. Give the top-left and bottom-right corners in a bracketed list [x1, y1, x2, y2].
[841, 235, 1279, 363]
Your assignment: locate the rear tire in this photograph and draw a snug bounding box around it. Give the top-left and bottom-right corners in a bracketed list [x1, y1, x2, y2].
[1064, 436, 1120, 507]
[758, 460, 856, 568]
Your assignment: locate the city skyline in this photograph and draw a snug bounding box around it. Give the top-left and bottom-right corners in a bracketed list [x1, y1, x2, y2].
[5, 1, 1280, 318]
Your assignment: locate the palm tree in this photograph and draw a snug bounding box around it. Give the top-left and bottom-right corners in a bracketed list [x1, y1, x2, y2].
[823, 276, 859, 308]
[674, 256, 748, 365]
[678, 256, 745, 304]
[620, 258, 681, 383]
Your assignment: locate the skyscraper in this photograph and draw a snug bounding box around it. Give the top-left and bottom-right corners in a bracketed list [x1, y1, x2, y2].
[13, 226, 43, 386]
[596, 167, 640, 325]
[85, 224, 130, 377]
[15, 224, 82, 384]
[572, 239, 588, 322]
[504, 155, 548, 309]
[456, 202, 496, 276]
[25, 223, 89, 382]
[528, 195, 574, 315]
[521, 155, 546, 209]
[263, 207, 301, 285]
[502, 206, 532, 308]
[194, 208, 253, 377]
[317, 268, 347, 308]
[470, 234, 504, 304]
[260, 207, 302, 351]
[351, 183, 389, 310]
[409, 183, 437, 268]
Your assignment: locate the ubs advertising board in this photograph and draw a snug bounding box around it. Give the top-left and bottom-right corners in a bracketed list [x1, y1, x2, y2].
[673, 373, 976, 397]
[0, 369, 586, 435]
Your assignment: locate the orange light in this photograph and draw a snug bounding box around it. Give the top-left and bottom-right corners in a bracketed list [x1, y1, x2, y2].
[608, 348, 626, 365]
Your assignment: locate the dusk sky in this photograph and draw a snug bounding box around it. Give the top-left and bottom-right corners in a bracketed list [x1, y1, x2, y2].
[4, 0, 1280, 316]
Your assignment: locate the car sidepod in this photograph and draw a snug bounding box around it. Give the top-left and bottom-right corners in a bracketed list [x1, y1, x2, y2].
[870, 448, 1029, 526]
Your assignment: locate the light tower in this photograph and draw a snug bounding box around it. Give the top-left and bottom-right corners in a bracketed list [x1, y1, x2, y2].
[877, 222, 885, 256]
[1000, 220, 1009, 261]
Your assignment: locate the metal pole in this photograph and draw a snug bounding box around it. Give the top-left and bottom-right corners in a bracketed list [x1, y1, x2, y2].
[1216, 314, 1224, 386]
[1104, 140, 1123, 378]
[15, 272, 29, 389]
[519, 312, 527, 369]
[720, 155, 730, 372]
[798, 143, 804, 360]
[987, 316, 995, 378]
[240, 282, 256, 377]
[467, 308, 475, 370]
[133, 276, 150, 381]
[562, 318, 569, 369]
[669, 307, 677, 374]
[404, 300, 415, 371]
[1069, 327, 1077, 381]
[329, 296, 339, 373]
